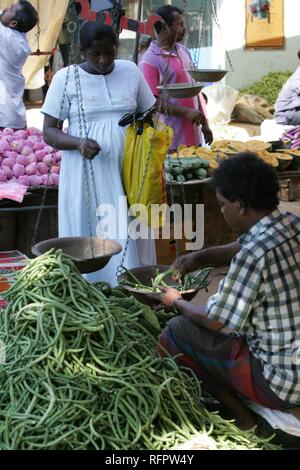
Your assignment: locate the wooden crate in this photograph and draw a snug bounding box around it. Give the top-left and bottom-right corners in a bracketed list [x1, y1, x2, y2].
[278, 171, 300, 202]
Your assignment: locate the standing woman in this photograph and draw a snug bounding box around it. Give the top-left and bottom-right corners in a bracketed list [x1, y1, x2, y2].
[42, 21, 156, 285]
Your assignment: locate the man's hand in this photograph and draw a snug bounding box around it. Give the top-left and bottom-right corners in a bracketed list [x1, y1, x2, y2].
[79, 138, 101, 160]
[158, 286, 182, 307]
[171, 252, 198, 279]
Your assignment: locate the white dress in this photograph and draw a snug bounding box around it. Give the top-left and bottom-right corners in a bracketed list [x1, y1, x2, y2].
[42, 60, 157, 285]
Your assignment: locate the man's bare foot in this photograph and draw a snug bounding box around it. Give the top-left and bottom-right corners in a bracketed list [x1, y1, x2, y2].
[235, 413, 257, 431]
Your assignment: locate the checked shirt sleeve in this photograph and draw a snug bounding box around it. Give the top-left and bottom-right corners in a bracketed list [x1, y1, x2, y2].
[206, 250, 265, 334]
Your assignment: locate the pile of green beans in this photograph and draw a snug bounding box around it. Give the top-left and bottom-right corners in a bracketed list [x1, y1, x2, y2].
[0, 250, 279, 450]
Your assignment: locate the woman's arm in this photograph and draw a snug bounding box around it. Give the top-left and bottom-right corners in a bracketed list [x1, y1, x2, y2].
[43, 114, 101, 160]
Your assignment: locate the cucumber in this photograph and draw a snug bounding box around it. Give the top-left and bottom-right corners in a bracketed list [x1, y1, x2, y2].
[164, 172, 173, 183]
[185, 172, 194, 180]
[172, 166, 184, 176]
[175, 175, 186, 183]
[164, 160, 172, 171]
[194, 168, 208, 179]
[189, 160, 203, 170]
[198, 158, 209, 168]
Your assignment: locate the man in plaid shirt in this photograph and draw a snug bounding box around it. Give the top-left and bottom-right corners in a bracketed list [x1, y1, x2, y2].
[158, 153, 300, 430]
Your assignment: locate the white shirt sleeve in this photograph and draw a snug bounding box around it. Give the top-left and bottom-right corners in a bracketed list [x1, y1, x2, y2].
[136, 67, 156, 113]
[41, 68, 70, 121]
[0, 21, 11, 44]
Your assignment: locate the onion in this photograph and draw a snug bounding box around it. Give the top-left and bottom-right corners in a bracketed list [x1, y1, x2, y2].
[13, 163, 25, 178]
[2, 166, 13, 179]
[0, 170, 7, 182]
[27, 135, 40, 143]
[37, 162, 49, 175]
[35, 150, 46, 161]
[18, 175, 30, 186]
[44, 145, 54, 154]
[2, 157, 15, 169]
[31, 141, 45, 151]
[2, 128, 14, 136]
[43, 155, 53, 166]
[3, 135, 15, 144]
[16, 155, 29, 166]
[21, 145, 33, 156]
[10, 140, 24, 152]
[3, 151, 18, 159]
[41, 174, 50, 185]
[14, 130, 27, 140]
[26, 127, 43, 137]
[25, 162, 37, 176]
[29, 175, 43, 186]
[50, 165, 60, 174]
[27, 153, 37, 164]
[50, 173, 59, 186]
[0, 140, 10, 153]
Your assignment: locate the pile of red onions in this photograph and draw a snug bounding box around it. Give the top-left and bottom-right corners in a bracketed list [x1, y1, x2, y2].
[0, 127, 61, 187]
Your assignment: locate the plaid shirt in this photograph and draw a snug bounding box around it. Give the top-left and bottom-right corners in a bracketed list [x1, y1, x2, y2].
[206, 210, 300, 404]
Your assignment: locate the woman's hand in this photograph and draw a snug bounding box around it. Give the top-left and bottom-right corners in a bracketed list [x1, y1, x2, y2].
[202, 124, 213, 145]
[184, 109, 206, 126]
[79, 138, 101, 160]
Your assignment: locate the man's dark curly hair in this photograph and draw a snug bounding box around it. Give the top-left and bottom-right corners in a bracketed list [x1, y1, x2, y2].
[211, 152, 279, 210]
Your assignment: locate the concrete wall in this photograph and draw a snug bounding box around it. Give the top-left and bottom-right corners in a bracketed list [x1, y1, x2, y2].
[216, 0, 300, 90]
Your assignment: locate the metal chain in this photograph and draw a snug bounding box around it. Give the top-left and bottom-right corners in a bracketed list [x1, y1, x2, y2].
[31, 13, 76, 250]
[31, 4, 79, 249]
[116, 112, 158, 276]
[73, 64, 106, 257]
[193, 3, 205, 68]
[159, 53, 188, 261]
[210, 0, 234, 71]
[116, 46, 173, 275]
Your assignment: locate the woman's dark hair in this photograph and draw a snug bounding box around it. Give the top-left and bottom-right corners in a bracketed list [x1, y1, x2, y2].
[14, 0, 38, 33]
[211, 152, 279, 211]
[79, 21, 119, 52]
[155, 5, 183, 27]
[297, 49, 300, 60]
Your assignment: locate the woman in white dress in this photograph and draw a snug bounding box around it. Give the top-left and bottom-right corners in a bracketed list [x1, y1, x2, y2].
[42, 21, 156, 285]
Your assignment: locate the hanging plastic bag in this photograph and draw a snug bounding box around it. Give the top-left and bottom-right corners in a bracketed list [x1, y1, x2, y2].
[123, 121, 173, 229]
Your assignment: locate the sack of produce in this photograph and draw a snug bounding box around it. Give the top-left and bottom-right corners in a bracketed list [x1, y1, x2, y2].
[232, 95, 274, 125]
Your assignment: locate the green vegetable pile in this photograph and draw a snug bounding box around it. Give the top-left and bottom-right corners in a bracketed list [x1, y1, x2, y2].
[239, 71, 292, 106]
[119, 266, 214, 293]
[164, 156, 209, 183]
[0, 251, 279, 450]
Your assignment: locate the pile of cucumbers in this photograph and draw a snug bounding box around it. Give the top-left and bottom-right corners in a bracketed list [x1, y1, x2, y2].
[164, 155, 209, 183]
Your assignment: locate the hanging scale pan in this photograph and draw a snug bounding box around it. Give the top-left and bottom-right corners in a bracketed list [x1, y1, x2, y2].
[186, 69, 228, 83]
[157, 82, 206, 99]
[32, 237, 122, 274]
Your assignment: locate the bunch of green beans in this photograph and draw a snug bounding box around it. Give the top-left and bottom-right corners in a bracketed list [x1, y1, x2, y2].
[119, 267, 214, 293]
[0, 250, 279, 450]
